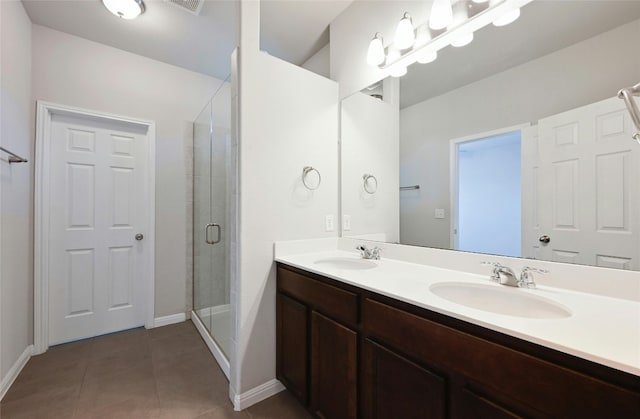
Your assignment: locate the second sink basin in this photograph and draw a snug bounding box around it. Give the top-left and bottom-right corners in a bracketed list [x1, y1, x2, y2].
[430, 282, 571, 319]
[314, 257, 377, 270]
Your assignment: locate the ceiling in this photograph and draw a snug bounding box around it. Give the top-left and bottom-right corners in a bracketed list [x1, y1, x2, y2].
[22, 0, 352, 81]
[22, 1, 640, 106]
[399, 0, 640, 109]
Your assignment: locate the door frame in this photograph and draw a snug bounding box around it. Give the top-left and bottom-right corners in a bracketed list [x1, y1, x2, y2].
[34, 101, 156, 354]
[448, 123, 530, 250]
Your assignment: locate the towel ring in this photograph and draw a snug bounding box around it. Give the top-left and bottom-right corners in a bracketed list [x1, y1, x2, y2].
[363, 173, 378, 194]
[302, 166, 321, 190]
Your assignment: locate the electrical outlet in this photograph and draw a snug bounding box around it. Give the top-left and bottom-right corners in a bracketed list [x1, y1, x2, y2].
[435, 208, 445, 219]
[343, 215, 352, 231]
[325, 215, 335, 232]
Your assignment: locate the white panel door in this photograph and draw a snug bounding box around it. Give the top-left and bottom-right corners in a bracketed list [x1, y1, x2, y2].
[48, 113, 150, 345]
[537, 97, 639, 269]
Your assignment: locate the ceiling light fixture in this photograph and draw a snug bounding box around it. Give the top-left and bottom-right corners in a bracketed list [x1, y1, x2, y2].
[394, 13, 416, 50]
[429, 0, 454, 31]
[450, 1, 474, 47]
[367, 33, 386, 66]
[417, 50, 438, 64]
[386, 49, 408, 77]
[493, 7, 521, 26]
[102, 0, 146, 20]
[491, 0, 521, 26]
[366, 0, 532, 78]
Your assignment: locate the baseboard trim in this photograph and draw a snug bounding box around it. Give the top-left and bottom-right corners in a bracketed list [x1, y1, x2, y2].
[232, 379, 285, 411]
[191, 311, 230, 380]
[0, 345, 34, 401]
[195, 304, 231, 318]
[153, 312, 186, 328]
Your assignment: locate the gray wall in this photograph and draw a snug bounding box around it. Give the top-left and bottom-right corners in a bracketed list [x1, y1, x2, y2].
[31, 24, 222, 318]
[1, 0, 33, 381]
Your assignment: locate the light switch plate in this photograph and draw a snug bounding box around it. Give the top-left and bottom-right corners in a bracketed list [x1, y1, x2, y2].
[435, 208, 445, 219]
[325, 215, 335, 232]
[343, 215, 351, 231]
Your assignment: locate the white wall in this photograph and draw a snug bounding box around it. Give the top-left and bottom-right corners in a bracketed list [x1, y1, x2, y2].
[1, 0, 33, 385]
[301, 43, 330, 79]
[400, 19, 640, 249]
[31, 25, 222, 318]
[341, 91, 399, 241]
[235, 47, 339, 399]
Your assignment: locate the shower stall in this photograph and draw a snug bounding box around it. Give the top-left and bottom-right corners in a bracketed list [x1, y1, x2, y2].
[191, 78, 233, 378]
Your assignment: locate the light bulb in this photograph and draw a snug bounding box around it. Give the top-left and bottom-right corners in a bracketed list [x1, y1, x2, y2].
[493, 7, 521, 26]
[386, 48, 407, 78]
[366, 33, 386, 66]
[449, 0, 474, 47]
[417, 50, 438, 64]
[394, 12, 415, 50]
[389, 65, 407, 78]
[386, 48, 400, 64]
[414, 25, 431, 47]
[451, 32, 474, 47]
[102, 0, 145, 19]
[429, 0, 453, 30]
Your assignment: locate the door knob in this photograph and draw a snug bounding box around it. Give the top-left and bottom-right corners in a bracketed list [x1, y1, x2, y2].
[135, 233, 144, 241]
[539, 235, 550, 244]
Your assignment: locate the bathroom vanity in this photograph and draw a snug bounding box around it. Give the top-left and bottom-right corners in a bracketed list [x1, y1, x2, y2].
[275, 251, 640, 419]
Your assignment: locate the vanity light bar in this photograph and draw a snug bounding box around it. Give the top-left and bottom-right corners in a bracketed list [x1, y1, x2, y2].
[376, 0, 534, 74]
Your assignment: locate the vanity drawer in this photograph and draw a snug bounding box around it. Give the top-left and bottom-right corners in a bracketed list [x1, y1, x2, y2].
[277, 266, 358, 326]
[362, 298, 640, 418]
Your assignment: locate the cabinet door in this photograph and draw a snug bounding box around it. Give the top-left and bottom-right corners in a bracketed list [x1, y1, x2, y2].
[310, 311, 357, 419]
[276, 293, 308, 405]
[454, 387, 525, 419]
[362, 339, 447, 419]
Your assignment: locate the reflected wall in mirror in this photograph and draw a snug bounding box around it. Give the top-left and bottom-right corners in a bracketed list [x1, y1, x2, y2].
[340, 0, 640, 270]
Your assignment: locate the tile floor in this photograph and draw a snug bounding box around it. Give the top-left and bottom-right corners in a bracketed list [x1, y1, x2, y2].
[0, 321, 312, 419]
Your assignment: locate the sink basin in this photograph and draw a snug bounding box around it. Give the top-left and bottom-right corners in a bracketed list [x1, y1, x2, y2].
[430, 282, 571, 319]
[314, 257, 377, 270]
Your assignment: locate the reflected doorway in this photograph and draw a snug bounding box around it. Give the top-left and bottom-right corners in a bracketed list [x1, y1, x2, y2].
[451, 129, 522, 257]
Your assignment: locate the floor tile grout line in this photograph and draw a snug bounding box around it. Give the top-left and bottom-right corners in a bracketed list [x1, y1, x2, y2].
[71, 336, 95, 418]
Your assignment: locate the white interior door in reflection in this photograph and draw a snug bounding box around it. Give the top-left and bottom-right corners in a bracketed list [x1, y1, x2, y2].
[537, 96, 639, 269]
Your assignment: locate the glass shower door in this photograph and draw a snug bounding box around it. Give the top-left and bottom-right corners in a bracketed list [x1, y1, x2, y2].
[193, 82, 231, 359]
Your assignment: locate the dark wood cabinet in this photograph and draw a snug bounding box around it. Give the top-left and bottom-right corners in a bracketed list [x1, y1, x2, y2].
[276, 263, 640, 419]
[276, 265, 359, 419]
[276, 293, 308, 404]
[455, 386, 523, 419]
[362, 338, 447, 419]
[310, 311, 358, 419]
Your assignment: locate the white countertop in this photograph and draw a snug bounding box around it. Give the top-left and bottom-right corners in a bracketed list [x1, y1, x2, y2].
[275, 249, 640, 376]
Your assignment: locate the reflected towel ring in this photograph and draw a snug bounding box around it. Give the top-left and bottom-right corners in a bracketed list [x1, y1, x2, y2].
[363, 173, 378, 194]
[302, 166, 321, 190]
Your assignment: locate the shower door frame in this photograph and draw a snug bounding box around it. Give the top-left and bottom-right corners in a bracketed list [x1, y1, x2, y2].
[190, 97, 231, 380]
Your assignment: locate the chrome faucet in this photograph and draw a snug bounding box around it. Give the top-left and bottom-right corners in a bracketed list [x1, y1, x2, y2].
[484, 262, 519, 286]
[482, 262, 548, 288]
[357, 245, 381, 260]
[518, 266, 548, 289]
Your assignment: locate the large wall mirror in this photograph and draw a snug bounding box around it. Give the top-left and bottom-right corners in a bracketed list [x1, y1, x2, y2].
[340, 0, 640, 270]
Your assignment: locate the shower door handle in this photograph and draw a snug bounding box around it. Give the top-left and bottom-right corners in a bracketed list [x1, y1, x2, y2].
[205, 223, 221, 245]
